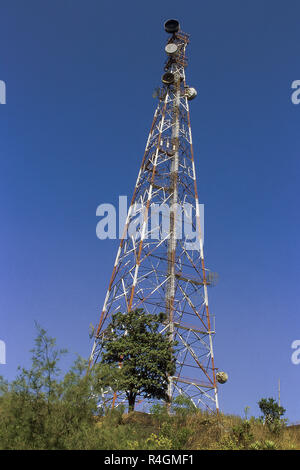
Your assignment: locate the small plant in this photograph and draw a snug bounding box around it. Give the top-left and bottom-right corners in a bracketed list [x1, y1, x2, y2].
[104, 404, 125, 425]
[233, 421, 254, 448]
[258, 397, 286, 434]
[147, 433, 173, 450]
[264, 440, 277, 450]
[150, 403, 169, 430]
[172, 395, 197, 417]
[219, 420, 255, 450]
[159, 421, 192, 450]
[249, 440, 262, 450]
[249, 440, 278, 450]
[218, 436, 241, 450]
[244, 406, 250, 421]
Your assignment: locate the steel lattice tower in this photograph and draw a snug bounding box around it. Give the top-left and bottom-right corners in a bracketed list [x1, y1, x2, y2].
[89, 20, 222, 413]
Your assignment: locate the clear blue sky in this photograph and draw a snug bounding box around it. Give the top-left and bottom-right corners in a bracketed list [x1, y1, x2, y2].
[1, 0, 299, 421]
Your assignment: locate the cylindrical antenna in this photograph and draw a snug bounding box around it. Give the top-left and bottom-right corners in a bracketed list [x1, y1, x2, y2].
[164, 19, 180, 34]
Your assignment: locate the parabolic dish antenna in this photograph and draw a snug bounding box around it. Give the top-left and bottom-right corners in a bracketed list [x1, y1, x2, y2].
[165, 43, 178, 55]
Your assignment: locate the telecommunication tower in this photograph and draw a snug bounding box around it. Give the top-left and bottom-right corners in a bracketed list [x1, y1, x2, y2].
[89, 20, 226, 413]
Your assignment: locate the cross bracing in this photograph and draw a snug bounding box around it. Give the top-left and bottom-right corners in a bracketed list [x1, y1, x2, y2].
[89, 25, 220, 413]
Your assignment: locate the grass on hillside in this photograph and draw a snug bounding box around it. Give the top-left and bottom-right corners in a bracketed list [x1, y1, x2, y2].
[93, 406, 300, 450]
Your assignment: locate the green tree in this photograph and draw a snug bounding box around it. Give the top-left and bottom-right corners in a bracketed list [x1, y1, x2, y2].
[0, 324, 68, 448]
[258, 397, 286, 427]
[0, 325, 113, 449]
[100, 309, 176, 412]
